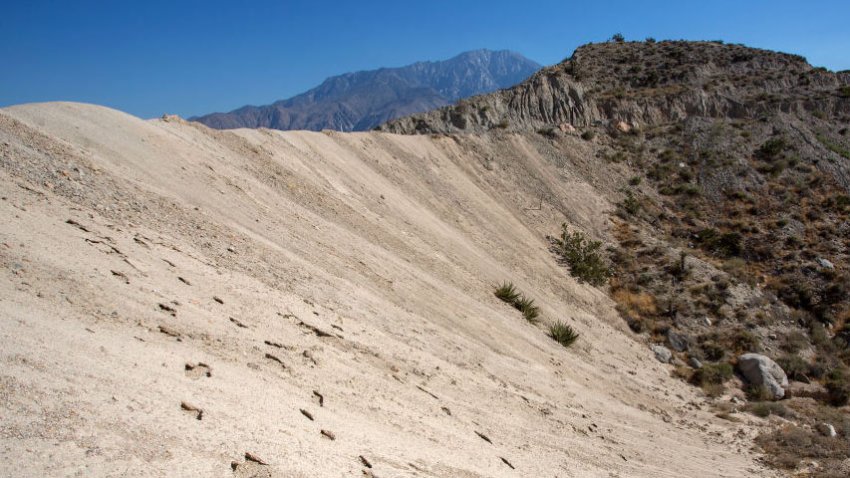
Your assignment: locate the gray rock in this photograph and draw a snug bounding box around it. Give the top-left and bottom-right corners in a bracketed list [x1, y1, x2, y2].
[737, 353, 789, 400]
[667, 331, 690, 352]
[817, 258, 835, 270]
[651, 345, 672, 364]
[688, 357, 703, 369]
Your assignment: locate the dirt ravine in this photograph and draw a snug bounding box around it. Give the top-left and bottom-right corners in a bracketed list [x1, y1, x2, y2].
[0, 102, 776, 477]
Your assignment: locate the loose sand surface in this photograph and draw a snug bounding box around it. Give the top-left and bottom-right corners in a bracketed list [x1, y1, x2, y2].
[0, 103, 777, 477]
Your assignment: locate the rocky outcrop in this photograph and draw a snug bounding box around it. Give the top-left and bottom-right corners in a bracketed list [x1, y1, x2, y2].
[737, 354, 789, 400]
[380, 41, 850, 134]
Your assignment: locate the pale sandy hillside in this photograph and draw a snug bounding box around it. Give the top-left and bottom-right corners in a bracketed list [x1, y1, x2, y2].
[0, 103, 777, 477]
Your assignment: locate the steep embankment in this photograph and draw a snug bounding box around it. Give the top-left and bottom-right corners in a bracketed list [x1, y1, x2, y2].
[383, 40, 850, 476]
[0, 102, 775, 477]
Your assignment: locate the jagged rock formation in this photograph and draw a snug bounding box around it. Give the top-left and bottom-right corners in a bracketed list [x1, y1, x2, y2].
[380, 41, 850, 134]
[191, 49, 540, 132]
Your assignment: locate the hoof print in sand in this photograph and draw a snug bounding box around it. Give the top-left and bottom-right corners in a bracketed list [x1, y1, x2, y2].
[232, 452, 276, 478]
[158, 303, 177, 316]
[180, 401, 203, 420]
[264, 353, 285, 368]
[110, 270, 129, 284]
[158, 325, 182, 341]
[184, 362, 212, 379]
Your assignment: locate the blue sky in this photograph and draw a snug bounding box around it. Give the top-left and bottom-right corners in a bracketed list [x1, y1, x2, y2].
[2, 0, 848, 119]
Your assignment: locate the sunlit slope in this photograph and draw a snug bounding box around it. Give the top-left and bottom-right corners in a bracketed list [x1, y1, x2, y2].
[0, 102, 775, 477]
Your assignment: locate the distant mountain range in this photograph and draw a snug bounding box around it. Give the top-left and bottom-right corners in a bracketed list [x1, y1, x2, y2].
[190, 49, 541, 132]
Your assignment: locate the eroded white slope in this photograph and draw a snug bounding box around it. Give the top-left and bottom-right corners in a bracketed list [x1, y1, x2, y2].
[0, 103, 774, 477]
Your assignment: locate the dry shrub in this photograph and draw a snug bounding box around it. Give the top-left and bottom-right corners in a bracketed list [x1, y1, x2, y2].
[612, 285, 658, 318]
[756, 424, 849, 473]
[746, 401, 790, 418]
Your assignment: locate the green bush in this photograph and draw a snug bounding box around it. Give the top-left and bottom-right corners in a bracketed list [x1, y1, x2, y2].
[746, 401, 790, 418]
[513, 296, 540, 323]
[580, 130, 595, 141]
[553, 225, 611, 286]
[494, 282, 520, 303]
[537, 127, 558, 139]
[620, 191, 641, 215]
[825, 368, 850, 406]
[692, 362, 733, 389]
[777, 354, 811, 382]
[695, 228, 742, 257]
[838, 86, 850, 98]
[779, 332, 809, 353]
[756, 137, 788, 160]
[746, 384, 775, 401]
[549, 321, 579, 348]
[611, 33, 625, 43]
[494, 283, 539, 322]
[698, 339, 726, 361]
[816, 133, 850, 159]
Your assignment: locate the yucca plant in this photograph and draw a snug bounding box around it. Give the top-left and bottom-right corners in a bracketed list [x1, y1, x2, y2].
[494, 282, 520, 303]
[549, 321, 579, 348]
[514, 296, 540, 323]
[494, 282, 540, 322]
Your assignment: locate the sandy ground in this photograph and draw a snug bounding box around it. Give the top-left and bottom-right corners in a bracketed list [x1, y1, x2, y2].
[0, 102, 778, 477]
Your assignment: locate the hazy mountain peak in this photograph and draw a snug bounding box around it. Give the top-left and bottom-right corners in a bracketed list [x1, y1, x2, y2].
[191, 50, 541, 132]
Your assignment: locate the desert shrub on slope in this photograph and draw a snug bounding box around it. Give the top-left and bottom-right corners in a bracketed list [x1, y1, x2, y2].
[552, 226, 611, 286]
[493, 283, 539, 322]
[494, 282, 520, 303]
[549, 321, 580, 348]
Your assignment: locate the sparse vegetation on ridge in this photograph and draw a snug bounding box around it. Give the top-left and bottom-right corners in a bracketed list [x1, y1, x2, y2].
[494, 282, 520, 303]
[377, 38, 850, 476]
[691, 362, 734, 397]
[494, 282, 539, 322]
[552, 226, 611, 286]
[549, 321, 580, 348]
